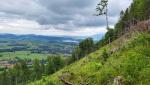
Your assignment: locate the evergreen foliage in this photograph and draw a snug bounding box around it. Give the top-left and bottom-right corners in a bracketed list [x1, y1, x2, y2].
[96, 0, 150, 49]
[72, 38, 95, 60]
[0, 56, 65, 85]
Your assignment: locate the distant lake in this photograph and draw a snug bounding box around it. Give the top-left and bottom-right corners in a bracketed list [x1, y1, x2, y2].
[63, 40, 79, 43]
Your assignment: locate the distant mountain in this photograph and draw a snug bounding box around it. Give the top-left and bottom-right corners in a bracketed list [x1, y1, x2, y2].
[0, 34, 82, 43]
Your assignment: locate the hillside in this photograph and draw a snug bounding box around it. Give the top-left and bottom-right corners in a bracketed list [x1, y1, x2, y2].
[28, 32, 150, 85]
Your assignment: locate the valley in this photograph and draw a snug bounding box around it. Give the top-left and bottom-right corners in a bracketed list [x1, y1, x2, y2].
[0, 34, 81, 60]
[0, 34, 81, 71]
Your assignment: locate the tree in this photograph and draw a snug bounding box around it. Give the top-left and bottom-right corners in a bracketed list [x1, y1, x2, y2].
[96, 0, 114, 44]
[40, 60, 45, 75]
[33, 59, 42, 80]
[20, 60, 30, 82]
[72, 46, 82, 60]
[46, 57, 55, 75]
[72, 38, 95, 60]
[96, 0, 109, 29]
[11, 63, 21, 84]
[95, 28, 115, 49]
[53, 56, 64, 71]
[0, 68, 8, 85]
[104, 28, 115, 43]
[96, 0, 150, 48]
[79, 38, 95, 55]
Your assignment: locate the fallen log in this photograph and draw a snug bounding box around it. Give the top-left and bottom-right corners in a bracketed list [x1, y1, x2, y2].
[59, 76, 74, 85]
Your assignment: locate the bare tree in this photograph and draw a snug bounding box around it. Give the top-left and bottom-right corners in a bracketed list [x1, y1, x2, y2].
[96, 0, 109, 29]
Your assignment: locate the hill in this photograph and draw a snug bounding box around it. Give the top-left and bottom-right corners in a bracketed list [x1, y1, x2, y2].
[0, 34, 82, 43]
[28, 32, 150, 85]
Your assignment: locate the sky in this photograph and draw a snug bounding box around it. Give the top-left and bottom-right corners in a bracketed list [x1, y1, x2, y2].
[0, 0, 132, 37]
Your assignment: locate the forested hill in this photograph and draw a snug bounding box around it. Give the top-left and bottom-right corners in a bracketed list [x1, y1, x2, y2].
[96, 0, 150, 48]
[0, 34, 82, 43]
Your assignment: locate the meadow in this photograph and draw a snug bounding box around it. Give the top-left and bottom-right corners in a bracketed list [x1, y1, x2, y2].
[0, 51, 52, 60]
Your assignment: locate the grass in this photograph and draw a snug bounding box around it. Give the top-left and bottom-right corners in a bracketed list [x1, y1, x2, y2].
[0, 51, 52, 60]
[28, 33, 150, 85]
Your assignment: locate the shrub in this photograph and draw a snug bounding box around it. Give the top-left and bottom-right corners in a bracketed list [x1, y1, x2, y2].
[0, 54, 3, 57]
[101, 49, 109, 63]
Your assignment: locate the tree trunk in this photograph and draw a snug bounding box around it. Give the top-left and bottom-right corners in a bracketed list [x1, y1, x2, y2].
[106, 5, 109, 29]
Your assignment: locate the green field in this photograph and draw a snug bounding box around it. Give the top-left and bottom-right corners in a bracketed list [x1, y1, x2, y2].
[0, 51, 54, 60]
[0, 34, 78, 60]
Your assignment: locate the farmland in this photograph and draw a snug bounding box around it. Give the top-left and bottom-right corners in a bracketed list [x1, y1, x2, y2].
[0, 51, 51, 60]
[0, 34, 81, 60]
[0, 34, 81, 69]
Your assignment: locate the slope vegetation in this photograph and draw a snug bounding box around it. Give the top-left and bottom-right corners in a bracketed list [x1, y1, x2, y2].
[29, 32, 150, 85]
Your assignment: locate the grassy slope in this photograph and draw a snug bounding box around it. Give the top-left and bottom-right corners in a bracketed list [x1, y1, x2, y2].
[29, 33, 150, 85]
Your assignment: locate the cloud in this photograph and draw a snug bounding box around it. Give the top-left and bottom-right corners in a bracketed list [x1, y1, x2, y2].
[0, 0, 132, 36]
[0, 18, 107, 36]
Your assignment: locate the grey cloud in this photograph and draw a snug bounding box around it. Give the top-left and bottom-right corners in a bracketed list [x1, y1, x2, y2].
[0, 0, 132, 31]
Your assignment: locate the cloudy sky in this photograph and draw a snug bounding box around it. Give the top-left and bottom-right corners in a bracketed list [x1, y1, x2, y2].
[0, 0, 132, 36]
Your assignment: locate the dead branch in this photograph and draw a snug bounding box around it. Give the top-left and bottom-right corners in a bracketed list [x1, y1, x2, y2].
[59, 76, 74, 85]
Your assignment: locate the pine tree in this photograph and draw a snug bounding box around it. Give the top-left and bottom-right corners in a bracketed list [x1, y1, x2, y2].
[33, 59, 42, 80]
[46, 57, 55, 75]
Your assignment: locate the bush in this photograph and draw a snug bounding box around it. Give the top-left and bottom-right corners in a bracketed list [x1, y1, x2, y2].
[0, 54, 3, 57]
[101, 49, 109, 62]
